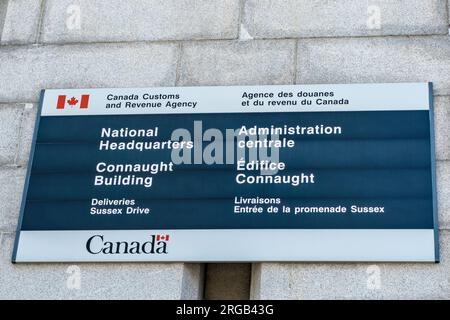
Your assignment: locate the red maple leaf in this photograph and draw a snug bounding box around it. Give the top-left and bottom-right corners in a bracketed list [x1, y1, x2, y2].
[67, 97, 78, 106]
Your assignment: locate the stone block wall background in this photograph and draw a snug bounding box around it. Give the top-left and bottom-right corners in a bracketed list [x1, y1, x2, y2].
[0, 0, 449, 299]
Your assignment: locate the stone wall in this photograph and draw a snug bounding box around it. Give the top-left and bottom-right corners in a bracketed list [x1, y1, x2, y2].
[1, 0, 449, 299]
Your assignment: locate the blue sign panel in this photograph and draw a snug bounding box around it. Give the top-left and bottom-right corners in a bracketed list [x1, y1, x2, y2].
[12, 83, 439, 262]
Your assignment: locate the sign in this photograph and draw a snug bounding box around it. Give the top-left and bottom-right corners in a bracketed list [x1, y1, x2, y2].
[12, 83, 439, 262]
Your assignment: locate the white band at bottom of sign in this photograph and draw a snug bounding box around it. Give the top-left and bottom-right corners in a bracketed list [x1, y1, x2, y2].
[13, 229, 436, 263]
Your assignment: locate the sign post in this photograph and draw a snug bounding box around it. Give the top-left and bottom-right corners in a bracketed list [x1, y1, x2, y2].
[13, 83, 439, 262]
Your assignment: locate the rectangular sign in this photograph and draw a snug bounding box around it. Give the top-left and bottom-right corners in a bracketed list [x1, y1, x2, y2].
[13, 83, 439, 262]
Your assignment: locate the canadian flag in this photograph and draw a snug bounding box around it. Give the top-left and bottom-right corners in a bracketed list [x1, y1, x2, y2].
[156, 234, 170, 241]
[57, 94, 90, 109]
